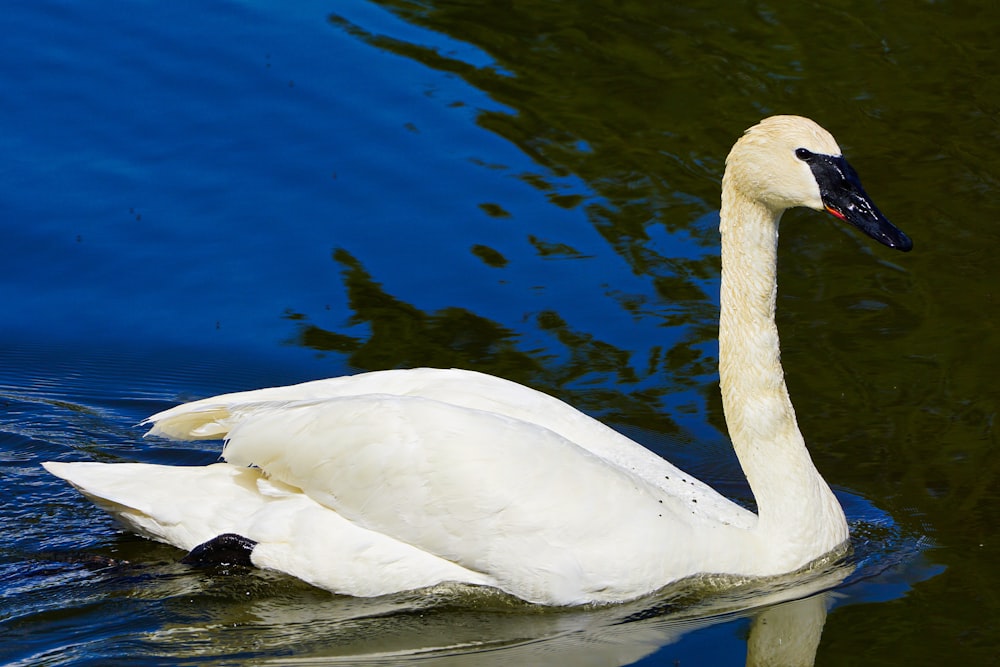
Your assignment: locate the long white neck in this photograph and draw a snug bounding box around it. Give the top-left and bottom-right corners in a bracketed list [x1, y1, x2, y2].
[718, 181, 848, 566]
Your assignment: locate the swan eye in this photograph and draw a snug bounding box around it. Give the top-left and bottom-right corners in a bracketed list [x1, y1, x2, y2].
[795, 148, 814, 162]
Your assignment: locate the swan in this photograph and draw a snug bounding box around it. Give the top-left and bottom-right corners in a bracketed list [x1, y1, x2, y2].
[43, 116, 912, 606]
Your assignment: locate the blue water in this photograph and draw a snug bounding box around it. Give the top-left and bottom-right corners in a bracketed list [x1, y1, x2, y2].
[3, 1, 658, 359]
[0, 1, 954, 664]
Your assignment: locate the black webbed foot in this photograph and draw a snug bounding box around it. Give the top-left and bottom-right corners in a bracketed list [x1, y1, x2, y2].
[181, 533, 257, 567]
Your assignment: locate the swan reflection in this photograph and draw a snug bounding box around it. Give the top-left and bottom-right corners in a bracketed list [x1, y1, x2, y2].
[139, 561, 851, 666]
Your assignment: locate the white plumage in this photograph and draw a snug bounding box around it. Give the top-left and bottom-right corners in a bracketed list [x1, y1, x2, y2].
[44, 116, 911, 605]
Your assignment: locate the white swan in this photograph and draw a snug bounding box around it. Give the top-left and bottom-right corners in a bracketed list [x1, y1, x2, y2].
[44, 116, 911, 606]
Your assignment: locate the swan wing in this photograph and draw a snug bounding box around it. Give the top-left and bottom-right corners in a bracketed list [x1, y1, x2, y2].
[146, 368, 754, 529]
[196, 394, 725, 604]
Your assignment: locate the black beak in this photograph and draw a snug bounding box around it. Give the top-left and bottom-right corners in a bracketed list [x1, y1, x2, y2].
[800, 151, 913, 252]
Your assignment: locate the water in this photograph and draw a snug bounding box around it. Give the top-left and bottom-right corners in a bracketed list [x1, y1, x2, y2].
[2, 1, 996, 664]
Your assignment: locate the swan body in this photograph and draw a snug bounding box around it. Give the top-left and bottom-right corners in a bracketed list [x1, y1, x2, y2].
[44, 116, 911, 606]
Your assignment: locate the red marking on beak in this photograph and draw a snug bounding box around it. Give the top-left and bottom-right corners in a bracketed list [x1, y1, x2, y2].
[824, 205, 847, 221]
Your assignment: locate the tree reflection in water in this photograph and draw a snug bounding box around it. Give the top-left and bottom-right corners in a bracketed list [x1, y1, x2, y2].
[284, 247, 701, 441]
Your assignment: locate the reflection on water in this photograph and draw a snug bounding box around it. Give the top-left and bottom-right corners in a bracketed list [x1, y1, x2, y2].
[140, 578, 844, 666]
[285, 248, 696, 436]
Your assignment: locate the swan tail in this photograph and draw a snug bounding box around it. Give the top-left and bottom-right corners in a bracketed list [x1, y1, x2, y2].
[41, 460, 261, 552]
[42, 460, 495, 596]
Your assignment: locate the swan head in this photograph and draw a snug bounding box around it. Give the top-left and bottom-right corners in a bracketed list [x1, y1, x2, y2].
[726, 115, 912, 251]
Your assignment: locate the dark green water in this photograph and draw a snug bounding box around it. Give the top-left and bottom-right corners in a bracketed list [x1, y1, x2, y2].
[2, 1, 998, 664]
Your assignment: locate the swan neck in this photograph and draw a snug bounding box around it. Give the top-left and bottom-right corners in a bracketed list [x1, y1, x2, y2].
[718, 184, 847, 553]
